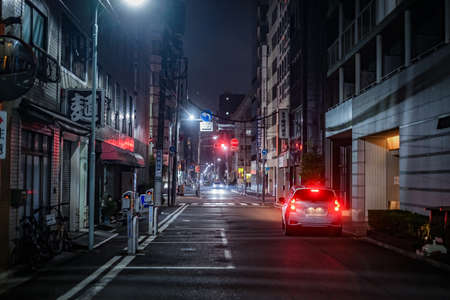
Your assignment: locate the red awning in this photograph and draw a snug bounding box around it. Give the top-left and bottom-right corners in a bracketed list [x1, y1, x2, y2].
[100, 142, 145, 168]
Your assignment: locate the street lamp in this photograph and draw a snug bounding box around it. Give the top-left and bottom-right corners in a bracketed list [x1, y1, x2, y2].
[188, 113, 195, 121]
[88, 0, 146, 251]
[123, 0, 146, 6]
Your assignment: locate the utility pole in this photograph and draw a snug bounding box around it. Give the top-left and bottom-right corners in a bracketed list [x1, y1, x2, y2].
[196, 131, 201, 197]
[244, 121, 247, 195]
[154, 29, 168, 206]
[262, 108, 266, 204]
[88, 2, 99, 250]
[171, 58, 187, 205]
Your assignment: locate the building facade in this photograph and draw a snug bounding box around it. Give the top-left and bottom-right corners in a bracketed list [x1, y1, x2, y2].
[324, 0, 450, 220]
[0, 0, 172, 270]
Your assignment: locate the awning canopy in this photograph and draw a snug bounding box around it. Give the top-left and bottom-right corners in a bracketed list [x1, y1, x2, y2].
[100, 142, 145, 168]
[20, 99, 90, 136]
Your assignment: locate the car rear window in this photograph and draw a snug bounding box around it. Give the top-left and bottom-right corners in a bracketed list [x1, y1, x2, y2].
[293, 189, 335, 202]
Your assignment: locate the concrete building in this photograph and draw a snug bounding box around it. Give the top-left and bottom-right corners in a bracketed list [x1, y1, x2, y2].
[230, 94, 253, 188]
[263, 0, 291, 200]
[251, 1, 269, 194]
[324, 0, 450, 220]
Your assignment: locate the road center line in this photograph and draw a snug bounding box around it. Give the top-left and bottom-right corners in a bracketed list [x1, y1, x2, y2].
[56, 256, 121, 300]
[124, 266, 235, 270]
[220, 230, 228, 246]
[224, 249, 232, 260]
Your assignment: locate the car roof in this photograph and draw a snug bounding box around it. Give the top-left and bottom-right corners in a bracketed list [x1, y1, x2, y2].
[292, 185, 334, 192]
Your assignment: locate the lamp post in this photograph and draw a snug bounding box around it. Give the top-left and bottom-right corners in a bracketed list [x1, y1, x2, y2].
[88, 1, 99, 251]
[88, 0, 146, 251]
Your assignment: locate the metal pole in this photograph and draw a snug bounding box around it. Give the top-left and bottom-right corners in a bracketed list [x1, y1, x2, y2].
[154, 30, 168, 207]
[262, 108, 266, 204]
[88, 2, 99, 251]
[196, 132, 201, 197]
[244, 121, 247, 195]
[171, 58, 185, 205]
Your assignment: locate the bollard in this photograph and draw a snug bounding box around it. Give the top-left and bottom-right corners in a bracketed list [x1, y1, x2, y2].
[148, 204, 153, 235]
[153, 206, 159, 235]
[127, 211, 136, 254]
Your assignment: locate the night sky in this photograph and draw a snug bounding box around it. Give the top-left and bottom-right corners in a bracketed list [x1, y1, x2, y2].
[184, 0, 255, 110]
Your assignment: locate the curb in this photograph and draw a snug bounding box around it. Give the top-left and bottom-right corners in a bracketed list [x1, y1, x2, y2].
[357, 236, 450, 273]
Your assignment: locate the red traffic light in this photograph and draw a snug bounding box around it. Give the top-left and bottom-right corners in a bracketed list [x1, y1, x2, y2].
[231, 138, 239, 147]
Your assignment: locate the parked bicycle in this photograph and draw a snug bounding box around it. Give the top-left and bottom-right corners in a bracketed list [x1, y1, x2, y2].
[10, 203, 73, 269]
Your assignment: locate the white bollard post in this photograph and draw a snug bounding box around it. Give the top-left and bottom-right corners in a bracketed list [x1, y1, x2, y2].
[153, 206, 159, 235]
[127, 210, 136, 254]
[148, 205, 153, 235]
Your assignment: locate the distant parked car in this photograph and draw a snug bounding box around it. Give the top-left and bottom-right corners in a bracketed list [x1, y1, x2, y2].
[280, 186, 342, 236]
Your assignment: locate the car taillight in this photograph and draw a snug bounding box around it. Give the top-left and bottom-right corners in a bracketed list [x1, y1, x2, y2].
[334, 199, 340, 212]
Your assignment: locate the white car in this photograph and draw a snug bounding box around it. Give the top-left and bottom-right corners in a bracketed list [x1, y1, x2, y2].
[281, 186, 342, 236]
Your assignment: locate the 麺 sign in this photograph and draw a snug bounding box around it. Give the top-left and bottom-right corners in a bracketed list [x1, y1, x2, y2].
[0, 111, 7, 159]
[64, 89, 105, 126]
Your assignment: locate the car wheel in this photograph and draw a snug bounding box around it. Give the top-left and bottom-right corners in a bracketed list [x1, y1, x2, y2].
[335, 226, 342, 236]
[283, 221, 294, 236]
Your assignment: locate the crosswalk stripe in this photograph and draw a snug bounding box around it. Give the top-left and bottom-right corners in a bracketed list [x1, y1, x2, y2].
[240, 203, 248, 206]
[251, 203, 259, 206]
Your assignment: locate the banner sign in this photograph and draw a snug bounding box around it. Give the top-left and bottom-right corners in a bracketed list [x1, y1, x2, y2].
[279, 109, 289, 139]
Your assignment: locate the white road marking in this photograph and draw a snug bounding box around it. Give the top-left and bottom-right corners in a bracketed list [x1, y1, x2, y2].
[251, 203, 259, 206]
[56, 256, 121, 300]
[220, 230, 228, 246]
[224, 249, 232, 260]
[240, 203, 248, 206]
[77, 256, 135, 300]
[149, 241, 223, 244]
[164, 227, 225, 231]
[93, 233, 119, 249]
[124, 266, 235, 270]
[180, 248, 196, 252]
[58, 204, 189, 300]
[158, 204, 189, 233]
[138, 235, 157, 251]
[227, 203, 235, 206]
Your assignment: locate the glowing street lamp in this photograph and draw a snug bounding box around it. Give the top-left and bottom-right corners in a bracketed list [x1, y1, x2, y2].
[123, 0, 146, 6]
[88, 0, 147, 251]
[188, 113, 195, 121]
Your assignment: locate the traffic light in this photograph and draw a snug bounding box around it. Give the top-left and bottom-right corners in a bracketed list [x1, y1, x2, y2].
[231, 138, 239, 151]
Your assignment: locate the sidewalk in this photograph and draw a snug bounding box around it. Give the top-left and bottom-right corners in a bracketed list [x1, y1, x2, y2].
[0, 205, 180, 293]
[342, 216, 368, 237]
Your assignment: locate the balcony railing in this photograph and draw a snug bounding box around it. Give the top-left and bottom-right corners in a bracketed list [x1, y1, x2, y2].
[357, 0, 376, 42]
[328, 39, 339, 69]
[34, 47, 60, 83]
[342, 21, 355, 57]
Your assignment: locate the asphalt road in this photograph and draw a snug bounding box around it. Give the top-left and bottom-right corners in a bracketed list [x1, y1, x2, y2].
[3, 185, 450, 299]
